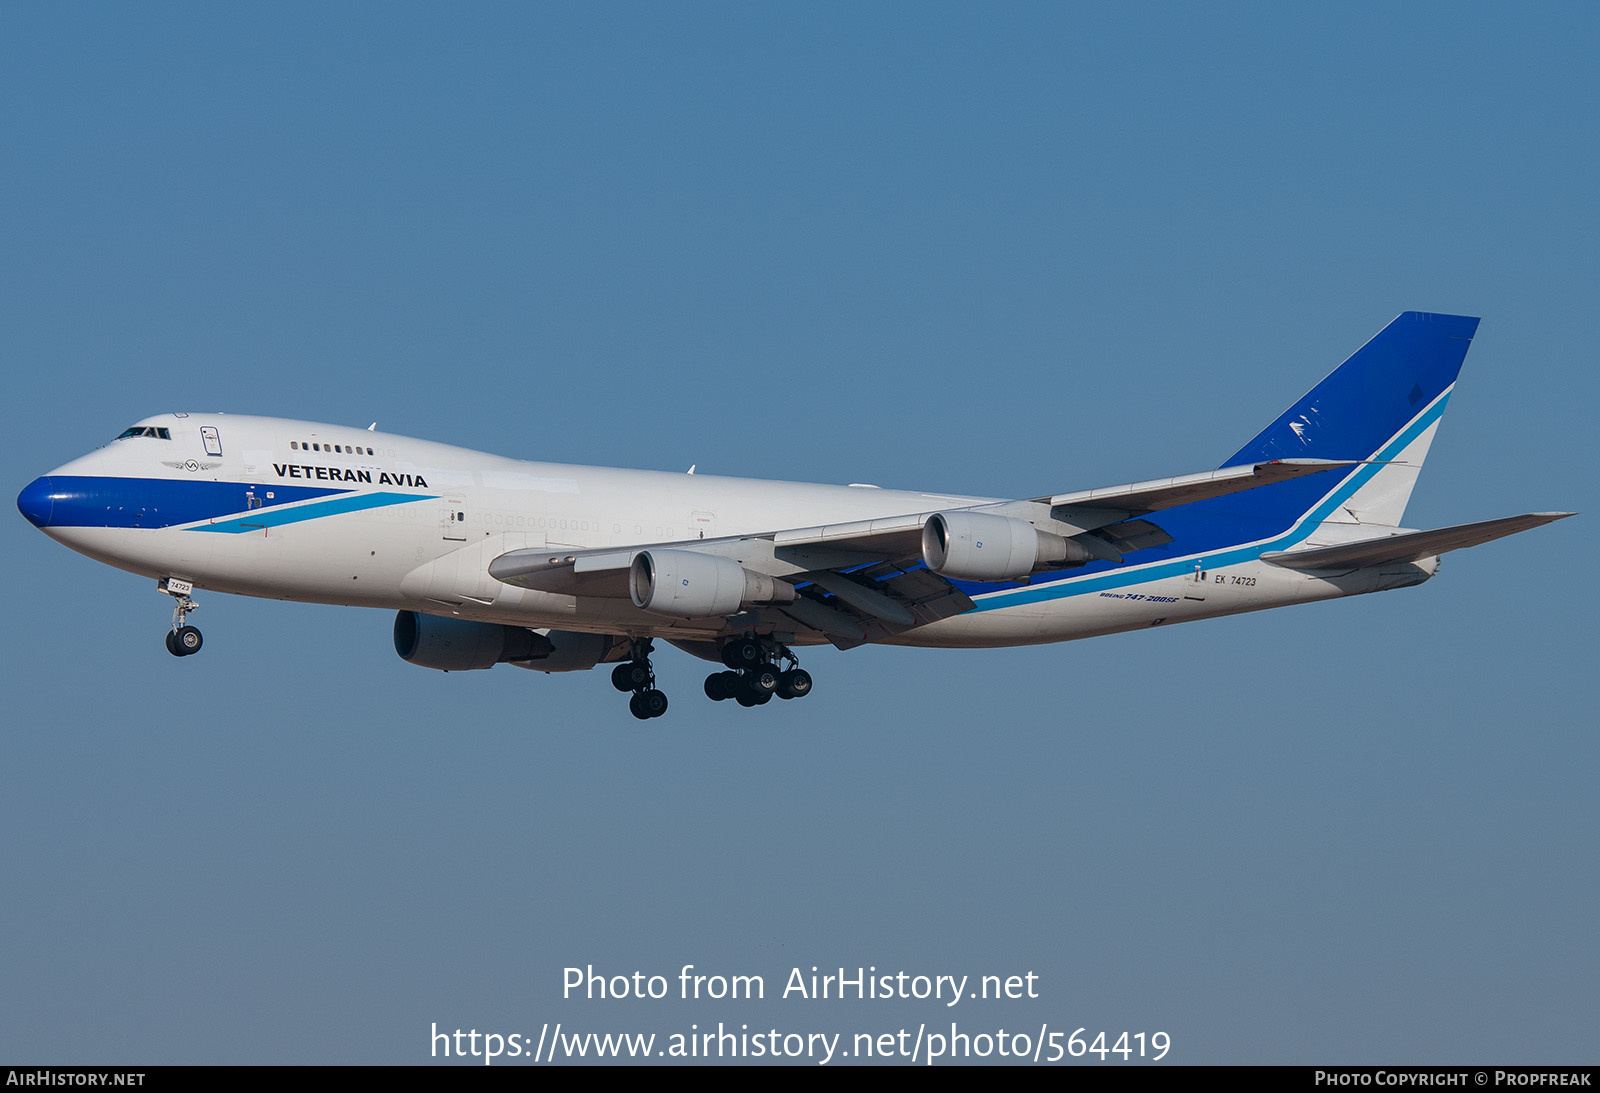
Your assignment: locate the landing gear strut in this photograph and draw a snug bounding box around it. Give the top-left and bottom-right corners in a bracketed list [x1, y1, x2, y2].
[611, 639, 668, 720]
[705, 636, 813, 708]
[161, 578, 203, 658]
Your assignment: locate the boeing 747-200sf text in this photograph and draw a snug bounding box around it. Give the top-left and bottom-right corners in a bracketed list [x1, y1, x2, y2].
[17, 312, 1573, 719]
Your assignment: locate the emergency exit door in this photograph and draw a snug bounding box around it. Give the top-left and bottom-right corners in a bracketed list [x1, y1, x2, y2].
[442, 500, 467, 541]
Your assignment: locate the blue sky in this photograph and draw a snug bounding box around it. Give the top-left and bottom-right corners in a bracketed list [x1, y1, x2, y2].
[2, 4, 1594, 1064]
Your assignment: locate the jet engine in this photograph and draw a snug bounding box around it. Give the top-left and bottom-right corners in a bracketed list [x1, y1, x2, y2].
[922, 512, 1094, 581]
[393, 611, 615, 673]
[628, 549, 795, 619]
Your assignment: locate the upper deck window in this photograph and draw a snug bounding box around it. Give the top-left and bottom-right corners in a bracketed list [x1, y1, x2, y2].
[115, 427, 172, 440]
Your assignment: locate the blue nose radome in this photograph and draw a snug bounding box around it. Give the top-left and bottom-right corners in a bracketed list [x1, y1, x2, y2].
[17, 476, 56, 528]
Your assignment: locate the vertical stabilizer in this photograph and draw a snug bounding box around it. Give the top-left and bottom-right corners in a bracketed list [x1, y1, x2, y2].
[1330, 414, 1443, 526]
[1219, 311, 1479, 528]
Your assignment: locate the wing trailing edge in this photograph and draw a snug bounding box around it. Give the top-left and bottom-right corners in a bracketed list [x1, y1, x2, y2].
[1036, 458, 1356, 521]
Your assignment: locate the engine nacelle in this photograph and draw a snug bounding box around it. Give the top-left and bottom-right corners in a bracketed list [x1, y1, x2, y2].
[394, 611, 617, 673]
[394, 611, 543, 671]
[629, 549, 794, 619]
[922, 512, 1093, 581]
[508, 629, 616, 674]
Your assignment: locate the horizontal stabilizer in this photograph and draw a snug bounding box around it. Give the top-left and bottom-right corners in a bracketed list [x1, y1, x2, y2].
[1259, 512, 1575, 571]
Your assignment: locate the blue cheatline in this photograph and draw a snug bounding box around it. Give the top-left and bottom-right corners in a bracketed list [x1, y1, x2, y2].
[188, 492, 434, 533]
[16, 476, 351, 529]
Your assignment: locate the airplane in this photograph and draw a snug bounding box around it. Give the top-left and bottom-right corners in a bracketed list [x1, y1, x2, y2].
[16, 311, 1573, 720]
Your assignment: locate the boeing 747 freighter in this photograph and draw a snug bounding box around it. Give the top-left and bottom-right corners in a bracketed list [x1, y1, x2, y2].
[17, 312, 1571, 718]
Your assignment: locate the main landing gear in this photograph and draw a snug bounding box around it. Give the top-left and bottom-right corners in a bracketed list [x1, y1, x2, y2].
[161, 578, 203, 658]
[608, 635, 814, 720]
[704, 636, 813, 708]
[611, 639, 668, 720]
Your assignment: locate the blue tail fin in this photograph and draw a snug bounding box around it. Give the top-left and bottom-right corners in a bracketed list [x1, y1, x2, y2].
[995, 312, 1485, 589]
[1216, 311, 1480, 528]
[1223, 311, 1479, 468]
[1173, 312, 1479, 537]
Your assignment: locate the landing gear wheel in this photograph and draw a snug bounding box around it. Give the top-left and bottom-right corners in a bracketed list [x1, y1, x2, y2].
[736, 675, 776, 705]
[612, 661, 650, 692]
[720, 637, 763, 670]
[777, 668, 812, 699]
[162, 583, 202, 656]
[745, 664, 780, 696]
[713, 636, 815, 709]
[619, 639, 668, 719]
[704, 671, 739, 702]
[630, 689, 668, 720]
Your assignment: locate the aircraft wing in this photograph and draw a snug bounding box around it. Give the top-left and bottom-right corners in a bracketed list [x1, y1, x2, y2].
[488, 513, 966, 648]
[1259, 512, 1576, 571]
[1031, 458, 1358, 530]
[486, 458, 1358, 648]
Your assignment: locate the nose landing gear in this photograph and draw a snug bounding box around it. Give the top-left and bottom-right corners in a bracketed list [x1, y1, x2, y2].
[706, 636, 813, 708]
[165, 626, 203, 657]
[611, 639, 668, 720]
[160, 577, 203, 658]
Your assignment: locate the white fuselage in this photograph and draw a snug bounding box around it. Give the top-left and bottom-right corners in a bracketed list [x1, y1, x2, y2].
[26, 413, 1431, 650]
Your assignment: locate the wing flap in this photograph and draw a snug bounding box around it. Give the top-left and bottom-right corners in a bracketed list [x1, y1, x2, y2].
[1260, 512, 1575, 571]
[880, 567, 978, 623]
[774, 596, 867, 644]
[1091, 518, 1174, 558]
[806, 571, 916, 625]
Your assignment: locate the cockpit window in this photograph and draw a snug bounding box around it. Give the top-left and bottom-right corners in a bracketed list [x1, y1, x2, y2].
[115, 427, 172, 440]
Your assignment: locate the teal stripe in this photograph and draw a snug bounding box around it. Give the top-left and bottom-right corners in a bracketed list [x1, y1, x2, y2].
[972, 391, 1452, 612]
[187, 492, 434, 533]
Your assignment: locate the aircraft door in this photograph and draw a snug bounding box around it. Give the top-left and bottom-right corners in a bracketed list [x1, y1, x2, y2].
[442, 499, 467, 541]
